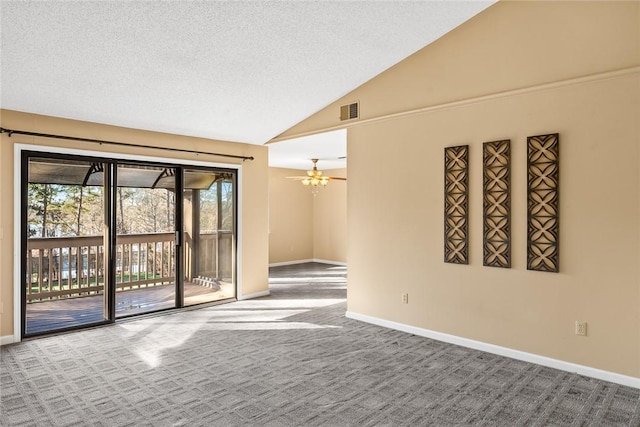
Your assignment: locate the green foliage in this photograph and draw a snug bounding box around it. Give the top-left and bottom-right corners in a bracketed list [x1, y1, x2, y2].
[28, 184, 61, 237]
[28, 171, 234, 238]
[28, 183, 103, 237]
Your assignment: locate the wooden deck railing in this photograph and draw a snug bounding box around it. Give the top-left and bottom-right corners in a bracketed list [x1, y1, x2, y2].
[115, 233, 176, 291]
[197, 232, 233, 280]
[27, 231, 232, 302]
[27, 233, 176, 302]
[27, 235, 107, 302]
[26, 232, 230, 303]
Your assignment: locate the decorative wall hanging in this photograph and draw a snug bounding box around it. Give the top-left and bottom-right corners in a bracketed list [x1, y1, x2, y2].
[444, 145, 469, 264]
[527, 133, 560, 272]
[483, 140, 511, 268]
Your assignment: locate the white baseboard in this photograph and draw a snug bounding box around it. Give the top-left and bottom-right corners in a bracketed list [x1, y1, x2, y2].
[0, 335, 16, 346]
[269, 259, 314, 267]
[237, 290, 270, 301]
[345, 311, 640, 390]
[269, 259, 346, 267]
[312, 259, 347, 267]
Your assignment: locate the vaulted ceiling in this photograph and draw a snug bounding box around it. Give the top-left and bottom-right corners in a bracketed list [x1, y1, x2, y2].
[1, 1, 494, 168]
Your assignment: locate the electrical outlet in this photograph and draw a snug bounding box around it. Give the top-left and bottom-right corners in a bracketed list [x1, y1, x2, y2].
[575, 321, 587, 336]
[401, 293, 409, 304]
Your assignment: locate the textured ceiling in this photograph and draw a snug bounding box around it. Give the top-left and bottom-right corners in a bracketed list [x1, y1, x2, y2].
[1, 0, 494, 164]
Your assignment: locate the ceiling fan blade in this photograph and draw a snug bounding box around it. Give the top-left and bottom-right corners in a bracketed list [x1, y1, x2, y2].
[328, 177, 347, 181]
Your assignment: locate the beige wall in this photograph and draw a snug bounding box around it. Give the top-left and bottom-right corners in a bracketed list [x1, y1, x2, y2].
[313, 168, 347, 263]
[348, 74, 639, 378]
[277, 1, 640, 378]
[268, 167, 314, 263]
[268, 167, 347, 265]
[0, 109, 269, 338]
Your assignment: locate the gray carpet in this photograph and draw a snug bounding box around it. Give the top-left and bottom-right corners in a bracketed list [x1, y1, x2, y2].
[1, 262, 639, 426]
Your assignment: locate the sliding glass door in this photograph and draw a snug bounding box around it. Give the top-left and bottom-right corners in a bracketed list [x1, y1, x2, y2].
[183, 169, 236, 306]
[24, 156, 109, 334]
[114, 164, 178, 318]
[22, 152, 237, 337]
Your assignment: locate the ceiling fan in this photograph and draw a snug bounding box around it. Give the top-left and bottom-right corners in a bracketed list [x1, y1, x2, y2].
[287, 158, 346, 193]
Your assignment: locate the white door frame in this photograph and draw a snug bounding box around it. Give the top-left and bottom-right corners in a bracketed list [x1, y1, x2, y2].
[13, 142, 243, 342]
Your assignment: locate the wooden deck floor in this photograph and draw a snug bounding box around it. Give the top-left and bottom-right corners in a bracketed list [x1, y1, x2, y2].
[25, 281, 235, 335]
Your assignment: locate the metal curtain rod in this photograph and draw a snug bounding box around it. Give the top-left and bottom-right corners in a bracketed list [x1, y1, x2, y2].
[0, 127, 255, 161]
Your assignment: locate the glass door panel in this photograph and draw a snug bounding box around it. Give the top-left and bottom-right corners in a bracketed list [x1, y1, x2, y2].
[25, 156, 108, 335]
[23, 157, 237, 335]
[115, 164, 177, 317]
[183, 169, 236, 306]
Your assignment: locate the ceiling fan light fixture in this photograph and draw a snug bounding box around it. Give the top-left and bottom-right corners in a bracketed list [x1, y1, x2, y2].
[287, 158, 345, 194]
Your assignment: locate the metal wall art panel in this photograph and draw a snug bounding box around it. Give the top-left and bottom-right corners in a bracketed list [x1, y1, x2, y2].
[527, 133, 560, 272]
[483, 140, 511, 268]
[444, 145, 469, 264]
